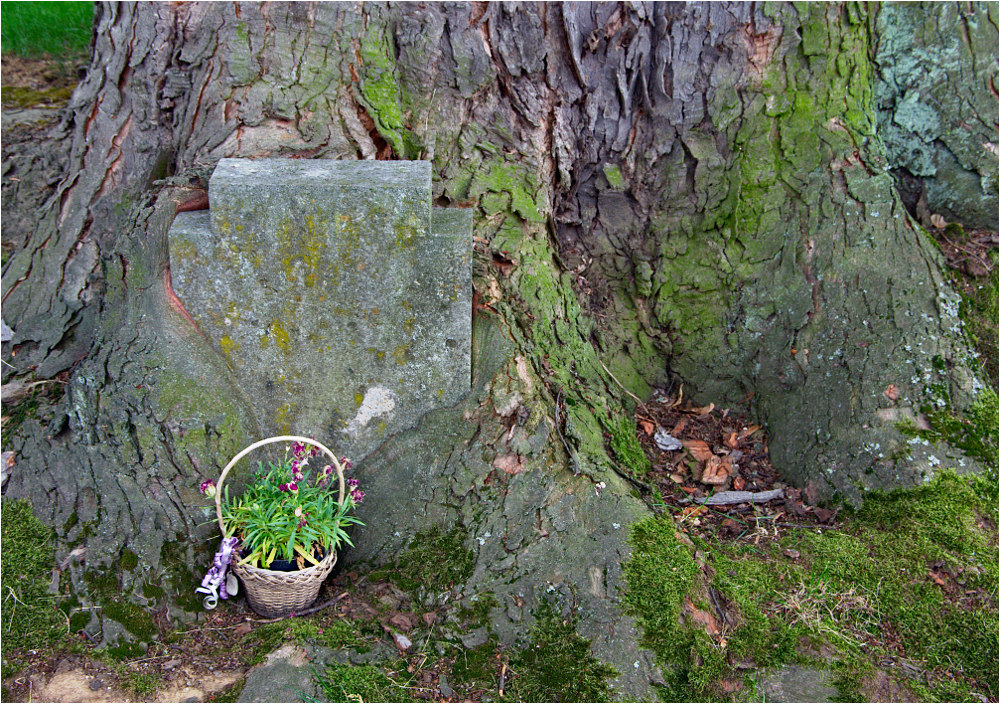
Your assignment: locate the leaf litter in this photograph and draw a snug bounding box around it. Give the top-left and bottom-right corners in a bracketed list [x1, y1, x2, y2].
[620, 392, 836, 542]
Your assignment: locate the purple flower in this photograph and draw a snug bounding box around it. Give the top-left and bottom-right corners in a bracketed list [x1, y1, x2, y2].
[340, 457, 353, 471]
[278, 483, 288, 491]
[292, 442, 307, 460]
[288, 482, 298, 492]
[347, 477, 360, 488]
[200, 480, 217, 498]
[350, 488, 365, 504]
[297, 517, 308, 528]
[309, 446, 320, 458]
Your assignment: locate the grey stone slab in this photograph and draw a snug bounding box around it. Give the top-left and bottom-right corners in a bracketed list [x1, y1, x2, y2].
[167, 159, 471, 461]
[237, 644, 323, 702]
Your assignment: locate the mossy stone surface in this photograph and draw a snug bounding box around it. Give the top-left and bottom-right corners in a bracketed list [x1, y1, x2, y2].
[169, 159, 472, 461]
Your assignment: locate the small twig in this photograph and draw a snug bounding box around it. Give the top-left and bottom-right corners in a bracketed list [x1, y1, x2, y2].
[772, 522, 838, 530]
[708, 586, 727, 628]
[680, 488, 785, 505]
[173, 623, 248, 634]
[499, 662, 508, 697]
[252, 592, 349, 623]
[552, 390, 580, 474]
[598, 360, 649, 413]
[607, 460, 654, 493]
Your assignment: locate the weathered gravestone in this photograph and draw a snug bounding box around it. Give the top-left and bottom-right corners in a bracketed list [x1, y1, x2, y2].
[167, 159, 472, 460]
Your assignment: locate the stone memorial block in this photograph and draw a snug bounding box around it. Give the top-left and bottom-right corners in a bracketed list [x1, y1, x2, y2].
[167, 159, 471, 460]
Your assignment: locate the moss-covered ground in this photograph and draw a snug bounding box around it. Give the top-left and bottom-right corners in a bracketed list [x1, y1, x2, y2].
[1, 500, 68, 651]
[622, 470, 998, 702]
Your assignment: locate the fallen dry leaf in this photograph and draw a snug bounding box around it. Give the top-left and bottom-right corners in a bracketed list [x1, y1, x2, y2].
[683, 439, 715, 462]
[669, 472, 686, 484]
[701, 456, 731, 485]
[682, 401, 715, 415]
[670, 418, 688, 436]
[738, 425, 762, 440]
[884, 384, 899, 402]
[813, 506, 837, 523]
[680, 505, 707, 519]
[732, 475, 746, 491]
[683, 596, 721, 635]
[725, 432, 739, 450]
[234, 622, 253, 637]
[422, 612, 437, 627]
[388, 613, 415, 632]
[638, 418, 655, 436]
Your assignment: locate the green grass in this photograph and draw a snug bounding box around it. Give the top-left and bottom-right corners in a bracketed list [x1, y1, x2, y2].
[1, 1, 93, 57]
[1, 499, 66, 650]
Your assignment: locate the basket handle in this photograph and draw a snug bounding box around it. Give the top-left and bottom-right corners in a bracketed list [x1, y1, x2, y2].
[214, 435, 347, 538]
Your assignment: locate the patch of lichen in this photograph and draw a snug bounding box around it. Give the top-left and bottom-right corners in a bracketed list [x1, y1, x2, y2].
[505, 600, 620, 703]
[0, 84, 75, 108]
[898, 388, 1000, 472]
[153, 367, 249, 475]
[1, 499, 67, 649]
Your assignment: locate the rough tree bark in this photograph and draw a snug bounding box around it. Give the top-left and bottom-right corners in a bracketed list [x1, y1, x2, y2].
[1, 2, 995, 697]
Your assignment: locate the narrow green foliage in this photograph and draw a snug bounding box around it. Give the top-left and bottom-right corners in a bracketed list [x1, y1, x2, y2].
[220, 446, 363, 569]
[0, 1, 93, 57]
[507, 601, 619, 703]
[1, 499, 65, 649]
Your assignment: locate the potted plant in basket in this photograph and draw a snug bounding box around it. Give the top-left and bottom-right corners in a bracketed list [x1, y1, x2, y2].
[195, 435, 364, 618]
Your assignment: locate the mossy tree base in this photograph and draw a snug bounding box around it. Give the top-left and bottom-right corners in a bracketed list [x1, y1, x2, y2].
[0, 3, 994, 699]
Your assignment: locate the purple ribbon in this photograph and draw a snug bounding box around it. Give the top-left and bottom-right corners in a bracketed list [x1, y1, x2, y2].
[195, 536, 239, 609]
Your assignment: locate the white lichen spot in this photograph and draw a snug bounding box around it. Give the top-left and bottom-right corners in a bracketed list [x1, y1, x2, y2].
[928, 455, 940, 467]
[342, 386, 397, 437]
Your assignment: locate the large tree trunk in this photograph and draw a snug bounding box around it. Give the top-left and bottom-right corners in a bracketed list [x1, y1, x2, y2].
[2, 2, 994, 697]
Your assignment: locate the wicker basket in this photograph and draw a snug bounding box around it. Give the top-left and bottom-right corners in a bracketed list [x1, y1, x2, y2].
[215, 435, 347, 618]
